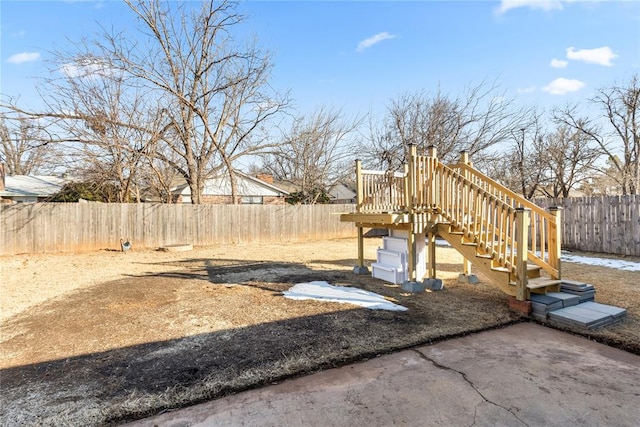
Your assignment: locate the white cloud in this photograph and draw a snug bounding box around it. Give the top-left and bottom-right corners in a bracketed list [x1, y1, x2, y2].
[356, 32, 397, 52]
[495, 0, 564, 15]
[542, 78, 585, 95]
[550, 58, 568, 68]
[566, 46, 617, 66]
[60, 57, 115, 78]
[6, 52, 40, 64]
[517, 86, 536, 94]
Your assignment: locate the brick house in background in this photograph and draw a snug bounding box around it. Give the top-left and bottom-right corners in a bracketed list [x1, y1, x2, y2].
[171, 171, 289, 204]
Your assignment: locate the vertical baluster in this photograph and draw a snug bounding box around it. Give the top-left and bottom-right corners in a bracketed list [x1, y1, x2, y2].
[498, 206, 506, 263]
[534, 214, 549, 262]
[531, 211, 537, 259]
[508, 212, 515, 270]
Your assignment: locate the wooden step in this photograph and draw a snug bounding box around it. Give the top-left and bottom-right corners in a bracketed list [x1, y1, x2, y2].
[527, 264, 541, 279]
[526, 277, 562, 294]
[527, 277, 562, 289]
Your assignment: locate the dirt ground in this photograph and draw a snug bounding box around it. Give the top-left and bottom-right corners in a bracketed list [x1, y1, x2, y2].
[1, 238, 638, 426]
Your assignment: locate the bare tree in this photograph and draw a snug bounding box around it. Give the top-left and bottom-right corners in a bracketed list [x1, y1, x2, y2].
[260, 107, 359, 204]
[27, 52, 167, 202]
[545, 125, 601, 198]
[554, 74, 640, 195]
[360, 81, 530, 170]
[1, 0, 287, 204]
[96, 0, 289, 203]
[484, 116, 550, 200]
[0, 114, 57, 175]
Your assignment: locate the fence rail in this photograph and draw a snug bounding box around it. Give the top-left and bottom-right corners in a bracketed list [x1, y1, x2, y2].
[0, 203, 357, 255]
[534, 195, 640, 257]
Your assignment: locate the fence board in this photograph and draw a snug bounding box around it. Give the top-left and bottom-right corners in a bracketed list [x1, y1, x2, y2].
[535, 195, 640, 257]
[0, 203, 357, 255]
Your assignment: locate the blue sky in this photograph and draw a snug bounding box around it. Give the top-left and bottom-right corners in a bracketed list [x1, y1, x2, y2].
[1, 0, 639, 118]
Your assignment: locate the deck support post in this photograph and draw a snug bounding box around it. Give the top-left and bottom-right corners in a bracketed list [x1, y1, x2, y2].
[406, 145, 417, 282]
[515, 208, 530, 301]
[353, 226, 369, 274]
[457, 151, 479, 284]
[401, 144, 427, 291]
[548, 207, 562, 280]
[427, 229, 436, 279]
[463, 258, 472, 275]
[353, 159, 369, 275]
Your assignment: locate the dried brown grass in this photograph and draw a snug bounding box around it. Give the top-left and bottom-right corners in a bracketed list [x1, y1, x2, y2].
[0, 238, 637, 426]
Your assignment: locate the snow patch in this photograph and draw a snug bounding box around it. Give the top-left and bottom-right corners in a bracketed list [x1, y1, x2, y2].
[283, 281, 407, 311]
[561, 252, 640, 272]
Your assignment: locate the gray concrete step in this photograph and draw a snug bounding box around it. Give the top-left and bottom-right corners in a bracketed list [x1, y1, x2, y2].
[528, 280, 627, 330]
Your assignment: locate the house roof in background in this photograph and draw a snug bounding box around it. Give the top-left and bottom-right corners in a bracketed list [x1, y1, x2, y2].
[328, 183, 356, 200]
[172, 172, 290, 197]
[0, 175, 69, 198]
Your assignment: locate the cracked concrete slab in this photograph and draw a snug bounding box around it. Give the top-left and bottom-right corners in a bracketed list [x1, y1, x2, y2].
[125, 323, 640, 427]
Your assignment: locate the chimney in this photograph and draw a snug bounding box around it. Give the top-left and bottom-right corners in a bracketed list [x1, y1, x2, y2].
[0, 163, 5, 192]
[256, 173, 274, 184]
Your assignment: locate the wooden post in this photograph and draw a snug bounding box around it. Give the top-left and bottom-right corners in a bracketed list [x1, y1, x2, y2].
[548, 206, 562, 279]
[460, 150, 470, 229]
[354, 159, 368, 274]
[407, 145, 417, 282]
[357, 226, 365, 269]
[427, 229, 436, 279]
[403, 163, 410, 211]
[463, 258, 472, 276]
[355, 159, 363, 213]
[515, 208, 530, 301]
[460, 150, 469, 165]
[460, 151, 472, 278]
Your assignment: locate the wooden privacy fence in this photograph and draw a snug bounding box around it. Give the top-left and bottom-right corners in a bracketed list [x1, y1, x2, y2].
[534, 195, 640, 257]
[0, 203, 357, 255]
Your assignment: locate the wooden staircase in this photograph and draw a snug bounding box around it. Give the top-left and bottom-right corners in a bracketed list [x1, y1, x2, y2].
[437, 222, 561, 297]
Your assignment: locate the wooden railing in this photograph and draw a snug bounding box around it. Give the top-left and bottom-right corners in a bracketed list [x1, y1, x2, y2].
[357, 163, 406, 213]
[449, 159, 561, 279]
[434, 161, 520, 272]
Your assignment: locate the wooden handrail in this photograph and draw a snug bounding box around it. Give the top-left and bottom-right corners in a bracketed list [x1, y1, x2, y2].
[451, 163, 554, 222]
[449, 161, 560, 279]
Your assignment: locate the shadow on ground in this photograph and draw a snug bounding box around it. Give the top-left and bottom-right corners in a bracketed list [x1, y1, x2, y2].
[0, 260, 521, 426]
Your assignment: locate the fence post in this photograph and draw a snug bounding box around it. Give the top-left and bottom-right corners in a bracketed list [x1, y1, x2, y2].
[548, 206, 562, 279]
[515, 208, 530, 301]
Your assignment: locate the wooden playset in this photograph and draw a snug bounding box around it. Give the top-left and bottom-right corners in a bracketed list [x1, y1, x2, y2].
[340, 145, 563, 302]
